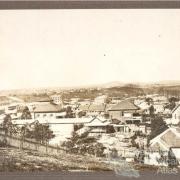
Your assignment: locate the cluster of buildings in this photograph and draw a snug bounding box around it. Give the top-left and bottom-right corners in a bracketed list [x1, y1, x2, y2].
[0, 92, 180, 168]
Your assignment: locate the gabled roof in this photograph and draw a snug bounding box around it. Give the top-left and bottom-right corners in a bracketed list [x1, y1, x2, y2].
[109, 100, 139, 111]
[78, 104, 106, 112]
[86, 117, 110, 127]
[171, 104, 180, 113]
[88, 104, 106, 112]
[150, 127, 180, 150]
[33, 103, 62, 113]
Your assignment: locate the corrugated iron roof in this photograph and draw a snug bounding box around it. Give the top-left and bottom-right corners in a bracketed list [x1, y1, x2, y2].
[33, 103, 62, 113]
[109, 100, 139, 111]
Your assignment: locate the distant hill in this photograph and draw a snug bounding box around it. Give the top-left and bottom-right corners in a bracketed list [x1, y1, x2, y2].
[1, 80, 180, 97]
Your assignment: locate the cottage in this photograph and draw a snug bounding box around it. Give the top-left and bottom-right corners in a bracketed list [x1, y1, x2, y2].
[145, 127, 180, 166]
[87, 104, 106, 116]
[84, 117, 111, 136]
[170, 104, 180, 125]
[108, 100, 140, 121]
[78, 103, 107, 117]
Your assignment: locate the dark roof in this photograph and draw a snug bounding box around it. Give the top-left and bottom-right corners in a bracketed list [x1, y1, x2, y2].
[33, 103, 62, 113]
[109, 100, 139, 111]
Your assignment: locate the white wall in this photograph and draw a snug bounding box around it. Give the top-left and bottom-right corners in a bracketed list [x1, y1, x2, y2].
[172, 106, 180, 124]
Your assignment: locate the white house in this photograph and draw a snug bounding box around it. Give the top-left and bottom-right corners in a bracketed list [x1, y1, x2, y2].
[11, 117, 111, 145]
[170, 104, 180, 125]
[94, 95, 107, 104]
[145, 127, 180, 166]
[31, 102, 65, 119]
[84, 117, 111, 136]
[50, 94, 63, 105]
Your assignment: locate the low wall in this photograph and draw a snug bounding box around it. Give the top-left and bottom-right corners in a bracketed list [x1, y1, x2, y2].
[0, 133, 66, 156]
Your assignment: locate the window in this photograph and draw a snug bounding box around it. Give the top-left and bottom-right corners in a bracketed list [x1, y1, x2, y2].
[35, 114, 40, 118]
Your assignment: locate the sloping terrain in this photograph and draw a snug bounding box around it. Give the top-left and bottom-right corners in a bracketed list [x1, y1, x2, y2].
[0, 147, 111, 172]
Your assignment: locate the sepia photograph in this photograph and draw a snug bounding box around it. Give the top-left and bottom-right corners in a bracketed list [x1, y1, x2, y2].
[0, 7, 180, 179]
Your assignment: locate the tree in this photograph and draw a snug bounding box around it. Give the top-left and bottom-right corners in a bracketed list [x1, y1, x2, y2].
[62, 131, 105, 157]
[168, 97, 179, 103]
[167, 101, 176, 110]
[2, 114, 18, 136]
[145, 98, 153, 105]
[23, 122, 55, 145]
[65, 106, 74, 118]
[105, 97, 112, 104]
[149, 105, 155, 117]
[149, 115, 168, 140]
[77, 111, 86, 118]
[165, 97, 179, 110]
[21, 106, 32, 119]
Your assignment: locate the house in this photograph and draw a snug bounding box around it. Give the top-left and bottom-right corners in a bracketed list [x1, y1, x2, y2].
[170, 104, 180, 125]
[153, 102, 165, 114]
[145, 127, 180, 166]
[150, 127, 180, 151]
[113, 122, 131, 134]
[111, 97, 122, 104]
[77, 103, 107, 117]
[77, 104, 90, 115]
[113, 121, 149, 136]
[94, 95, 107, 104]
[50, 94, 63, 105]
[31, 102, 64, 119]
[108, 100, 140, 121]
[84, 117, 111, 136]
[87, 104, 106, 117]
[11, 117, 110, 144]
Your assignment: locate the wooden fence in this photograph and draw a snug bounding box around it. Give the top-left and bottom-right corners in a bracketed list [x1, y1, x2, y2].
[0, 133, 66, 156]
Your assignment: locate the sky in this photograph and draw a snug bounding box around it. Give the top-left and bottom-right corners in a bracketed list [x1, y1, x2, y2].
[0, 10, 180, 90]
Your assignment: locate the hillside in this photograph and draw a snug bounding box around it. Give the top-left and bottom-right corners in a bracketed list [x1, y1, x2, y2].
[0, 147, 111, 172]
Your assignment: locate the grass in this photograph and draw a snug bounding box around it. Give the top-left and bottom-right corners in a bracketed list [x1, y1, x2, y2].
[0, 147, 112, 172]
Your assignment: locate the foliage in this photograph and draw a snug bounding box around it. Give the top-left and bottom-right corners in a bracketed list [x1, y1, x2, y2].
[2, 114, 19, 136]
[22, 122, 55, 144]
[65, 106, 74, 118]
[165, 101, 176, 110]
[168, 97, 179, 103]
[74, 124, 84, 132]
[21, 106, 32, 119]
[145, 97, 153, 104]
[149, 115, 168, 140]
[62, 131, 105, 157]
[77, 111, 86, 118]
[149, 105, 155, 117]
[106, 125, 115, 133]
